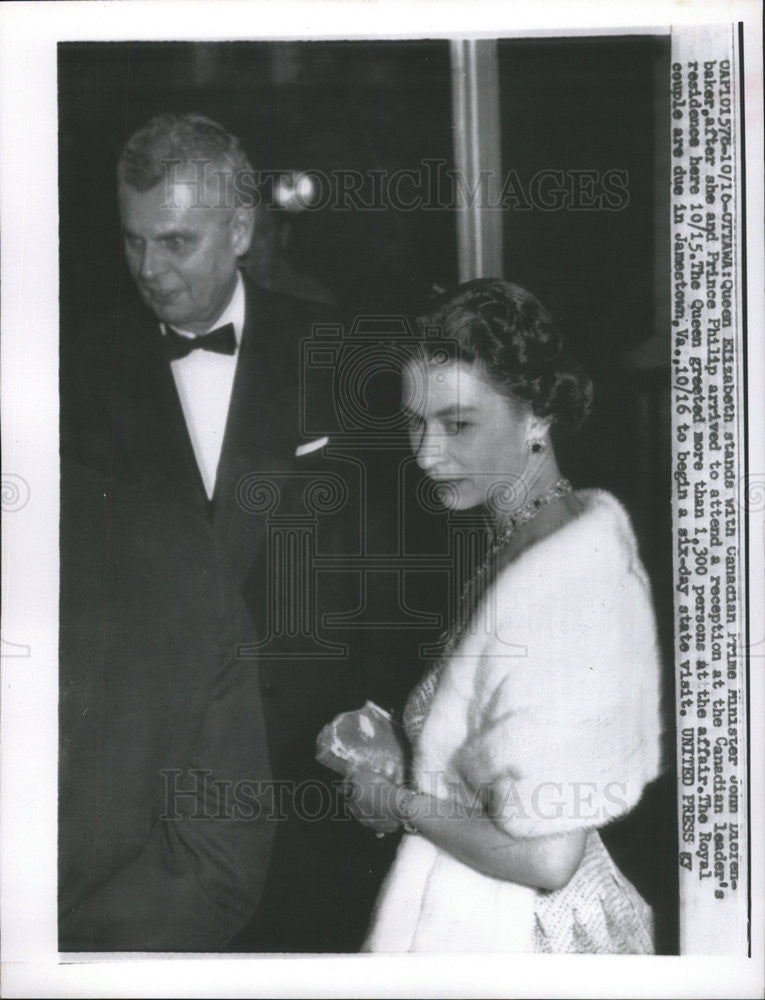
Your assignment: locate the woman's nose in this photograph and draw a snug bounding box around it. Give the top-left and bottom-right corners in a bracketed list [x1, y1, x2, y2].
[412, 425, 443, 470]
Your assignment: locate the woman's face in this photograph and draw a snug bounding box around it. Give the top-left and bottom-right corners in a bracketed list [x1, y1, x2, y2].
[402, 359, 542, 512]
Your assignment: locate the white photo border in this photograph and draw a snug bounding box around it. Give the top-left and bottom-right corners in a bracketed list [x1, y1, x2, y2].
[1, 1, 762, 997]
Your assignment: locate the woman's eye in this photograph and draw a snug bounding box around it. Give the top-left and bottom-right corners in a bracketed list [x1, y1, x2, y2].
[164, 236, 187, 252]
[445, 421, 468, 436]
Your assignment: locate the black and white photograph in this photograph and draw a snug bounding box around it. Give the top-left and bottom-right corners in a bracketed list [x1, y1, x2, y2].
[0, 1, 762, 997]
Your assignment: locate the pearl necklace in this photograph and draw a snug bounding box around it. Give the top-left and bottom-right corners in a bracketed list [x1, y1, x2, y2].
[483, 475, 573, 566]
[447, 476, 573, 648]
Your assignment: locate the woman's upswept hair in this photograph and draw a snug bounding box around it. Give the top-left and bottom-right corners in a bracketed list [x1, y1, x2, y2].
[415, 278, 593, 436]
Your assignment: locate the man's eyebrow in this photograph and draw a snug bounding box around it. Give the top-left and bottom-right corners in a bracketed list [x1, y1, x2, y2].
[122, 225, 197, 240]
[158, 227, 198, 239]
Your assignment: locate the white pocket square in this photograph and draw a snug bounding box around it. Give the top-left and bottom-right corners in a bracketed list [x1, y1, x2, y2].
[295, 436, 329, 457]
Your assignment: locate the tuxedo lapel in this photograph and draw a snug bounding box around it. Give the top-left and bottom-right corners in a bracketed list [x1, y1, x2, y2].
[209, 279, 322, 589]
[213, 283, 263, 518]
[210, 280, 280, 576]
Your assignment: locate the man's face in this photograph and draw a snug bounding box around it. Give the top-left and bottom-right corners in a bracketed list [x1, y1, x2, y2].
[119, 169, 254, 334]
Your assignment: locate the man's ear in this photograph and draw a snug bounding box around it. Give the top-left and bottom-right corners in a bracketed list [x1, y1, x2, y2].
[231, 205, 256, 256]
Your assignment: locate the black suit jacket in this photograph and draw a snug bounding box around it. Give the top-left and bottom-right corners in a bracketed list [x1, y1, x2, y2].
[66, 278, 334, 565]
[64, 275, 368, 755]
[61, 275, 394, 951]
[58, 456, 275, 951]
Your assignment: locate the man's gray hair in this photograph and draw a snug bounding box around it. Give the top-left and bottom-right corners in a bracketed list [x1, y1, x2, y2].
[117, 112, 255, 206]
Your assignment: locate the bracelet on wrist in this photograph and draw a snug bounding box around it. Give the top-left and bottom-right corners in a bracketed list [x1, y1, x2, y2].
[395, 786, 420, 835]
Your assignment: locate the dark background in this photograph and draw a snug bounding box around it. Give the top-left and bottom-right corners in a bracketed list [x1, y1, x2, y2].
[59, 36, 677, 952]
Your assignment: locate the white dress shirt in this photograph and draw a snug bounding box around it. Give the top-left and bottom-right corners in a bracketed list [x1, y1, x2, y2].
[162, 272, 245, 500]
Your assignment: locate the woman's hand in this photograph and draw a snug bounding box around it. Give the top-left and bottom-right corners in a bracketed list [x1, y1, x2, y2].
[347, 769, 586, 888]
[344, 767, 586, 889]
[343, 766, 406, 835]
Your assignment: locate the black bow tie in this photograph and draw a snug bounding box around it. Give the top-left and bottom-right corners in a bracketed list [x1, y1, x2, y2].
[164, 323, 237, 361]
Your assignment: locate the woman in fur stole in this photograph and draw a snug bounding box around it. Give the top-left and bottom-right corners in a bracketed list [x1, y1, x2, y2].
[345, 279, 663, 953]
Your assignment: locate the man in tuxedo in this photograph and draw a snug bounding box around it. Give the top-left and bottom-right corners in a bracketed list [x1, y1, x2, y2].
[60, 113, 398, 952]
[58, 454, 276, 952]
